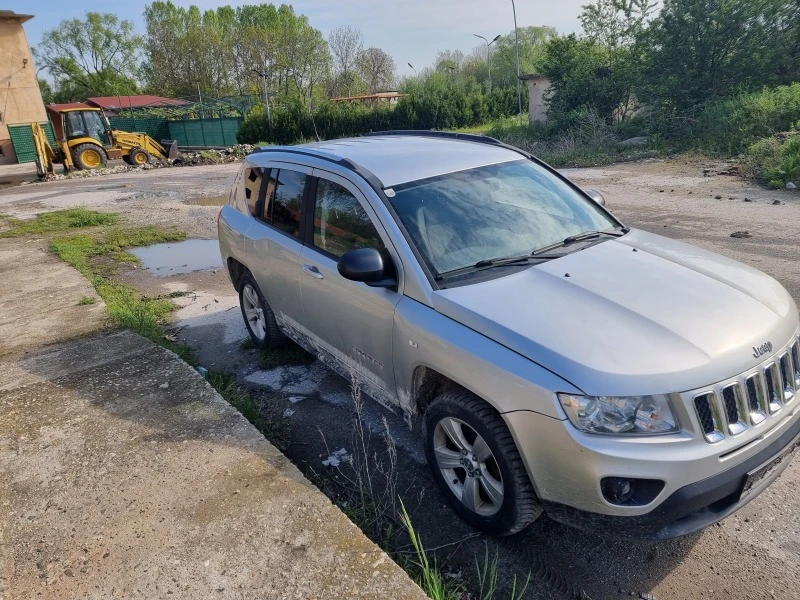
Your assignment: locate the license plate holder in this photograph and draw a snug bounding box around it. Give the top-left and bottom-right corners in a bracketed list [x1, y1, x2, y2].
[741, 438, 800, 499]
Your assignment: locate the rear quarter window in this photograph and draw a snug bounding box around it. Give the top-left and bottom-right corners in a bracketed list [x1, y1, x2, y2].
[243, 166, 266, 217]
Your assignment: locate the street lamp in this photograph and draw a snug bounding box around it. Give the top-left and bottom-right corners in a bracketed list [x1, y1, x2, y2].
[473, 33, 501, 93]
[408, 62, 416, 74]
[511, 0, 522, 118]
[252, 67, 272, 127]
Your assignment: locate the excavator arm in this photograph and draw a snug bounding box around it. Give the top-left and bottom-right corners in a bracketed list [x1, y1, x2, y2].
[31, 122, 57, 179]
[111, 131, 179, 161]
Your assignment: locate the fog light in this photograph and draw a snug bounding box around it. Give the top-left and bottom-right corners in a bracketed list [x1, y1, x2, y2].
[601, 477, 665, 506]
[602, 477, 635, 504]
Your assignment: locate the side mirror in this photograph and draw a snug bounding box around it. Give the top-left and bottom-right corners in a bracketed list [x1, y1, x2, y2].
[337, 248, 396, 288]
[584, 189, 606, 206]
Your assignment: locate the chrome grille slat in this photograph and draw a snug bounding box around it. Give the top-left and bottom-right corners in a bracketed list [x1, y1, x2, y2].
[744, 373, 767, 426]
[780, 352, 796, 403]
[693, 392, 724, 443]
[792, 341, 800, 388]
[765, 362, 783, 413]
[721, 384, 747, 435]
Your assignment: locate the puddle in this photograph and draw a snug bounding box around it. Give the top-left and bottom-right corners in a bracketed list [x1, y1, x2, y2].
[183, 195, 228, 206]
[130, 239, 223, 276]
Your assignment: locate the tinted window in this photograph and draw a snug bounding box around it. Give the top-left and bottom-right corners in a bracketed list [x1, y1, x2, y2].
[244, 167, 265, 217]
[314, 179, 383, 257]
[264, 169, 304, 238]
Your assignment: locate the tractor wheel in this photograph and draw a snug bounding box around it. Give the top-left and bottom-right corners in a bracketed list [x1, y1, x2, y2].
[72, 144, 107, 170]
[129, 148, 151, 166]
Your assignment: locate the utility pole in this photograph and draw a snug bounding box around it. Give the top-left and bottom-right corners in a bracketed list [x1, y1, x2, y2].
[252, 66, 272, 127]
[473, 33, 501, 93]
[511, 0, 522, 118]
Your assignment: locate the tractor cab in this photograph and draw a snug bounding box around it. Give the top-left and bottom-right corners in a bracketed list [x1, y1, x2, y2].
[62, 109, 111, 147]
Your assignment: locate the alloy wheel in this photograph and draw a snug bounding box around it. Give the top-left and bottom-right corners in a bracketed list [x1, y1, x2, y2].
[432, 417, 504, 516]
[242, 283, 267, 341]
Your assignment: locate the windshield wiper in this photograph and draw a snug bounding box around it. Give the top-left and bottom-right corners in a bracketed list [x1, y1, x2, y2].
[473, 254, 561, 269]
[533, 229, 626, 255]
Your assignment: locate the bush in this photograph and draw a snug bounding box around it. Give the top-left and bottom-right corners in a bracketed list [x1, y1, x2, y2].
[236, 86, 526, 145]
[689, 84, 800, 154]
[743, 132, 800, 188]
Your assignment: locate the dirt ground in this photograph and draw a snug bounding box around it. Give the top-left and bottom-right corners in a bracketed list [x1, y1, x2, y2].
[2, 155, 799, 599]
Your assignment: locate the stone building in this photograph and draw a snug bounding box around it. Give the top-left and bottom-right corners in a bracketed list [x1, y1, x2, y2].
[0, 11, 47, 165]
[519, 74, 551, 124]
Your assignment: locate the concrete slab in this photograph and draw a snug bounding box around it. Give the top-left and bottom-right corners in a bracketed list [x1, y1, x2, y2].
[0, 237, 107, 358]
[0, 331, 426, 599]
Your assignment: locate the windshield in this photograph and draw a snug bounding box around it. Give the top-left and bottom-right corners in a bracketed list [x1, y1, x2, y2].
[387, 159, 619, 275]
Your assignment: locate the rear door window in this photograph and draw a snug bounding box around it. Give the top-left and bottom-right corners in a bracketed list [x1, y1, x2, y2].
[263, 169, 305, 238]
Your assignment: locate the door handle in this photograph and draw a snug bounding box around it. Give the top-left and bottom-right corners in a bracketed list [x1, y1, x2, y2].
[302, 264, 324, 279]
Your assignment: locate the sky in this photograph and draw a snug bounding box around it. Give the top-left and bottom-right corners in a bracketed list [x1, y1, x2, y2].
[8, 0, 590, 78]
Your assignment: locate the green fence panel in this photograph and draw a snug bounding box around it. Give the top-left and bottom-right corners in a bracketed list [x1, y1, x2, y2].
[8, 122, 57, 164]
[167, 117, 242, 147]
[108, 117, 171, 142]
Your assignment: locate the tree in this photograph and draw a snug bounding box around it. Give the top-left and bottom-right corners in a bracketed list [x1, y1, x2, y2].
[38, 79, 54, 105]
[35, 12, 142, 101]
[580, 0, 657, 49]
[358, 48, 396, 93]
[541, 35, 632, 122]
[489, 26, 557, 87]
[328, 25, 364, 97]
[641, 0, 793, 112]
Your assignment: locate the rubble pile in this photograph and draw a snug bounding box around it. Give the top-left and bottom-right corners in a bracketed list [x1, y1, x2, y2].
[26, 144, 258, 184]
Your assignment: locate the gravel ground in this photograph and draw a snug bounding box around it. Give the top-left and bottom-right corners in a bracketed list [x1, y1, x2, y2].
[2, 155, 799, 599]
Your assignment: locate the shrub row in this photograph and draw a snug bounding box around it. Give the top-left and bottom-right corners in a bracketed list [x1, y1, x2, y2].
[237, 87, 525, 145]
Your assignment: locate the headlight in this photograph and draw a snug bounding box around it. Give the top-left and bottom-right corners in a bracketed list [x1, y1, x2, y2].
[557, 393, 678, 435]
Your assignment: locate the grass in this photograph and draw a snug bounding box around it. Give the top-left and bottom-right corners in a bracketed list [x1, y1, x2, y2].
[7, 209, 191, 359]
[0, 207, 118, 238]
[206, 370, 289, 449]
[743, 131, 800, 188]
[259, 342, 314, 369]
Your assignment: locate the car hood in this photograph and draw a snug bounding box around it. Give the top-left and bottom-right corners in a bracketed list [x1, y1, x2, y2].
[432, 229, 799, 396]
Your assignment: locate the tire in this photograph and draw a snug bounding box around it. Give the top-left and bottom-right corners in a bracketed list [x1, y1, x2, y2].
[238, 273, 285, 350]
[424, 389, 542, 535]
[122, 155, 134, 165]
[129, 148, 151, 166]
[72, 144, 107, 170]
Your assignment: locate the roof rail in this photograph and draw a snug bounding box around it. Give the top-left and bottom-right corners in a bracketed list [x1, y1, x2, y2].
[366, 130, 504, 146]
[250, 146, 387, 191]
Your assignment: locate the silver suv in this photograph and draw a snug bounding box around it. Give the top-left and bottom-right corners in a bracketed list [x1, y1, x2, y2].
[218, 132, 800, 538]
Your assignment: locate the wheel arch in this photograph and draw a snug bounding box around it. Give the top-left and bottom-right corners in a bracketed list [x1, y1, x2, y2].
[226, 257, 249, 292]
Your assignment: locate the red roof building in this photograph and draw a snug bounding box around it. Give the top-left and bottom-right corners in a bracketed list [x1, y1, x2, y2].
[86, 95, 188, 113]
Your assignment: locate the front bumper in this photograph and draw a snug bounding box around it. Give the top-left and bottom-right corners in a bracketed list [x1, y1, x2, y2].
[541, 413, 800, 539]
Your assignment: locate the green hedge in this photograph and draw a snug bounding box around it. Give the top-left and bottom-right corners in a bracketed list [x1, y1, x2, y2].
[237, 88, 525, 145]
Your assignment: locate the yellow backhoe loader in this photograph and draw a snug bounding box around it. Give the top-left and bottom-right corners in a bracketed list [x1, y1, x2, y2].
[32, 106, 179, 178]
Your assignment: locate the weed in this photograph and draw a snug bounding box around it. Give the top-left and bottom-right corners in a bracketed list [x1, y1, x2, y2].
[206, 371, 288, 449]
[743, 131, 800, 188]
[475, 543, 530, 600]
[0, 208, 118, 238]
[259, 342, 314, 369]
[399, 502, 463, 600]
[77, 296, 97, 305]
[239, 337, 258, 350]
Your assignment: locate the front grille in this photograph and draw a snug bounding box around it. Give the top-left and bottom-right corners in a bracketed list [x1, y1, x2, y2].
[691, 335, 799, 443]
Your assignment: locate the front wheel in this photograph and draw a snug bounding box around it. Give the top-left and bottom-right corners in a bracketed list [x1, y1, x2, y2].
[129, 148, 151, 166]
[72, 144, 107, 170]
[424, 390, 543, 535]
